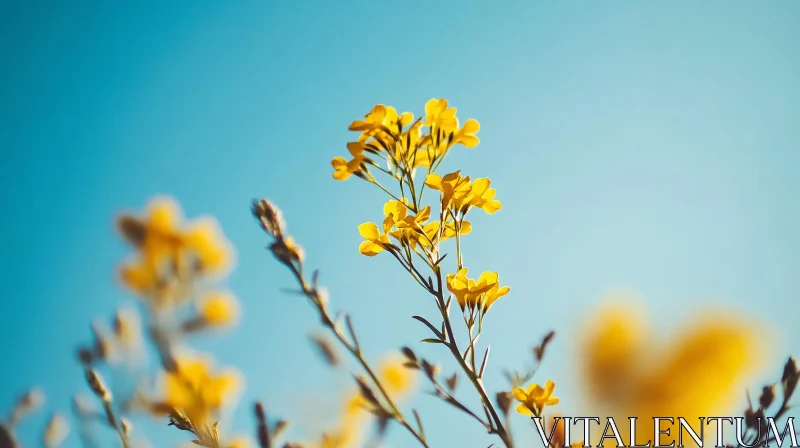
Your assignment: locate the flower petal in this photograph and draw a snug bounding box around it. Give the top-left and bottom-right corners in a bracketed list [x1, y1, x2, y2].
[357, 222, 380, 240]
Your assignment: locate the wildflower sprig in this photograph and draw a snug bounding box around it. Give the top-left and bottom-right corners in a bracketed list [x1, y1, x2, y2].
[73, 198, 246, 448]
[252, 199, 430, 447]
[327, 98, 525, 447]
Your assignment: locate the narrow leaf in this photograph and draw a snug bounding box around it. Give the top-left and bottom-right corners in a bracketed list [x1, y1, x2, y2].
[412, 315, 443, 340]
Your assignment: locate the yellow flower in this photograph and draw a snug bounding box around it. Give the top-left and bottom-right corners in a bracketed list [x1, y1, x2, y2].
[158, 356, 240, 428]
[224, 437, 252, 448]
[421, 219, 472, 245]
[312, 356, 417, 448]
[117, 198, 233, 297]
[446, 268, 471, 307]
[357, 219, 392, 256]
[378, 356, 416, 398]
[452, 118, 480, 148]
[425, 171, 472, 210]
[349, 104, 413, 143]
[331, 142, 367, 181]
[446, 268, 509, 311]
[513, 380, 559, 417]
[383, 200, 432, 247]
[395, 120, 433, 169]
[577, 296, 763, 447]
[424, 98, 459, 132]
[465, 178, 502, 214]
[199, 292, 240, 326]
[479, 275, 510, 312]
[182, 218, 232, 273]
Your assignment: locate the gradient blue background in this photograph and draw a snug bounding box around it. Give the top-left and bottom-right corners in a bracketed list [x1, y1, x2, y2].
[2, 1, 799, 446]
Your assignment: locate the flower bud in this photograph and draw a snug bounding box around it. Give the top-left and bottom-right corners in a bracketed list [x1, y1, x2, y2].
[252, 199, 284, 237]
[43, 414, 69, 448]
[782, 357, 798, 399]
[496, 391, 513, 416]
[759, 384, 776, 409]
[85, 369, 111, 402]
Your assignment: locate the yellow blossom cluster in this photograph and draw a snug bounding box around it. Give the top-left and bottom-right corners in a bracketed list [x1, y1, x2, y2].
[328, 99, 524, 447]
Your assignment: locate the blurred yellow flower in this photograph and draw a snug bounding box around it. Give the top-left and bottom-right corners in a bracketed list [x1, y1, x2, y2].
[513, 380, 559, 417]
[199, 292, 240, 326]
[578, 297, 764, 446]
[117, 198, 232, 297]
[311, 357, 417, 448]
[379, 356, 417, 397]
[157, 356, 240, 428]
[224, 436, 252, 448]
[182, 218, 232, 273]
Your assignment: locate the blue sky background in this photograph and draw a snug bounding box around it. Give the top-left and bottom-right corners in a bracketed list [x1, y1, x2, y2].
[2, 1, 799, 446]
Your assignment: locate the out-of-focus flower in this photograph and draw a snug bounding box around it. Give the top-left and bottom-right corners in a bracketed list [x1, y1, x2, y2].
[199, 292, 240, 327]
[117, 198, 233, 300]
[513, 380, 559, 417]
[378, 356, 417, 398]
[309, 357, 417, 448]
[577, 295, 764, 446]
[153, 355, 240, 429]
[8, 388, 46, 427]
[43, 414, 69, 448]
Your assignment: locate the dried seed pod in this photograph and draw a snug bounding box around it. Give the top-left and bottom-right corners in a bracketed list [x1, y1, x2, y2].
[534, 330, 556, 362]
[759, 384, 776, 409]
[76, 347, 94, 366]
[782, 357, 798, 399]
[254, 402, 269, 447]
[116, 215, 147, 247]
[354, 376, 380, 408]
[85, 369, 111, 402]
[310, 335, 339, 367]
[446, 373, 458, 392]
[252, 199, 284, 237]
[496, 391, 513, 416]
[744, 408, 759, 429]
[401, 347, 417, 363]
